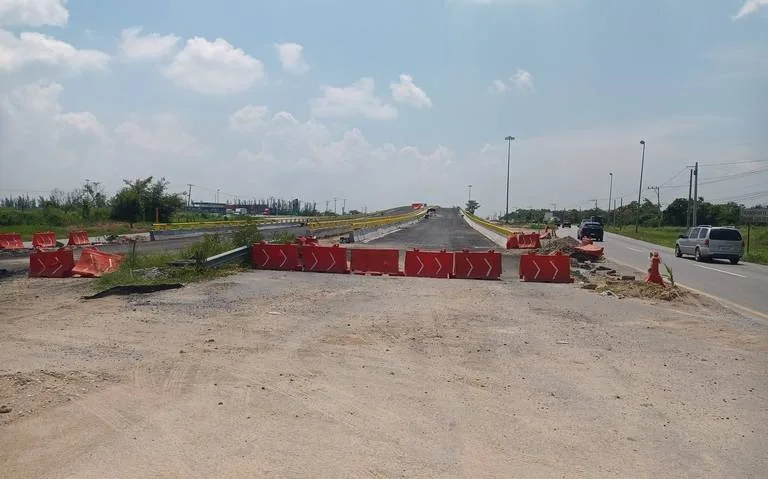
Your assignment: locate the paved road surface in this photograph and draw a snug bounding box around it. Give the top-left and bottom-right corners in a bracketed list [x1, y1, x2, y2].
[562, 227, 768, 319]
[370, 207, 497, 251]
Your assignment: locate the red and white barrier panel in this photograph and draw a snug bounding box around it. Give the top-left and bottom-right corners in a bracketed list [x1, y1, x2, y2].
[0, 233, 24, 250]
[519, 252, 573, 283]
[32, 231, 56, 249]
[453, 250, 502, 280]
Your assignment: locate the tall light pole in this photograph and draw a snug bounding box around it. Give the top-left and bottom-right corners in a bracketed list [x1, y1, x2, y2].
[505, 136, 515, 223]
[467, 184, 472, 203]
[635, 140, 646, 233]
[608, 172, 613, 225]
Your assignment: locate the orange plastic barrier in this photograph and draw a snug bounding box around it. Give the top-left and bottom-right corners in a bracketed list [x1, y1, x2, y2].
[29, 248, 75, 278]
[71, 248, 125, 277]
[645, 251, 665, 286]
[404, 249, 453, 279]
[252, 242, 301, 271]
[67, 230, 90, 246]
[517, 233, 541, 249]
[575, 244, 604, 259]
[0, 233, 24, 250]
[506, 235, 519, 249]
[453, 250, 502, 280]
[302, 245, 348, 274]
[519, 252, 572, 283]
[350, 248, 402, 276]
[32, 231, 57, 249]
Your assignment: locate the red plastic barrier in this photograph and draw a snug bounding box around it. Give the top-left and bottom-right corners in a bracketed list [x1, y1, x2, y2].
[0, 233, 24, 250]
[29, 248, 75, 278]
[71, 248, 125, 277]
[32, 231, 57, 249]
[519, 252, 572, 283]
[453, 250, 502, 280]
[404, 249, 453, 279]
[517, 233, 541, 249]
[506, 235, 519, 249]
[302, 245, 348, 274]
[67, 230, 90, 246]
[252, 242, 301, 271]
[350, 248, 401, 275]
[575, 244, 604, 259]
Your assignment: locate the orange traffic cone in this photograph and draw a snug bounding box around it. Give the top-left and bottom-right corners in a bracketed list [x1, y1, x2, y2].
[645, 251, 665, 286]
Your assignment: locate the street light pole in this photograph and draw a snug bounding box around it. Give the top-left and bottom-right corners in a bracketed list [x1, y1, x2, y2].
[635, 140, 646, 233]
[608, 172, 613, 226]
[467, 184, 472, 203]
[505, 136, 515, 223]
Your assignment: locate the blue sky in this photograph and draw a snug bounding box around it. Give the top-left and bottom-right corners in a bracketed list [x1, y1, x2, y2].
[1, 0, 766, 214]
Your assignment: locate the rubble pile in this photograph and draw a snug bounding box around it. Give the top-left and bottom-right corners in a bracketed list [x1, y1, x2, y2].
[537, 237, 580, 255]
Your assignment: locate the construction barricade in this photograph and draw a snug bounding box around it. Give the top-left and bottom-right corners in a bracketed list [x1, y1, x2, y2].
[506, 235, 519, 249]
[350, 248, 402, 276]
[517, 233, 541, 249]
[404, 249, 453, 279]
[67, 230, 90, 246]
[302, 245, 348, 274]
[453, 250, 502, 280]
[0, 233, 24, 250]
[252, 242, 301, 271]
[519, 252, 573, 283]
[71, 248, 125, 278]
[32, 231, 57, 249]
[29, 248, 75, 278]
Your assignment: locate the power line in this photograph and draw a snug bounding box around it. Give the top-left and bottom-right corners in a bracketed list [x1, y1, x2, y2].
[699, 159, 768, 167]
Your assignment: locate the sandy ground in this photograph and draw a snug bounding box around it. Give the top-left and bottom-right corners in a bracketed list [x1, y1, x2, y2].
[1, 269, 766, 478]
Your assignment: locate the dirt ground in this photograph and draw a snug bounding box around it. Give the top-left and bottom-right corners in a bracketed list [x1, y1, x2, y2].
[1, 268, 766, 478]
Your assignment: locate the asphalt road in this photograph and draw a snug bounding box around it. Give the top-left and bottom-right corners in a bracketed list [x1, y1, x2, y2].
[561, 226, 768, 319]
[370, 207, 497, 251]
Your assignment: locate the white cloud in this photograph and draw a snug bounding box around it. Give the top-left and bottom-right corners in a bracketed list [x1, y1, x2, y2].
[114, 114, 203, 157]
[164, 37, 265, 95]
[511, 68, 534, 90]
[390, 74, 432, 109]
[0, 0, 68, 26]
[491, 79, 509, 93]
[274, 42, 309, 74]
[311, 78, 397, 120]
[228, 105, 269, 132]
[0, 29, 110, 72]
[733, 0, 768, 20]
[119, 27, 179, 61]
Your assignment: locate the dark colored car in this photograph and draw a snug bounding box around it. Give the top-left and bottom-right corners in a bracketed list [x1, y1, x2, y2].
[577, 221, 604, 242]
[562, 220, 572, 228]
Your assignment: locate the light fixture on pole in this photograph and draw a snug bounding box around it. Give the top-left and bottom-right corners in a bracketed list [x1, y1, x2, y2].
[505, 136, 515, 223]
[635, 140, 646, 233]
[467, 184, 472, 203]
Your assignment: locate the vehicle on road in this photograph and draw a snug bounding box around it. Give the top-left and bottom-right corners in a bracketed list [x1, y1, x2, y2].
[675, 226, 744, 264]
[577, 221, 604, 242]
[562, 220, 572, 228]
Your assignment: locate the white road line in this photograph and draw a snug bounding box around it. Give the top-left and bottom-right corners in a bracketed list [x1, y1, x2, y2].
[625, 246, 644, 253]
[694, 264, 747, 278]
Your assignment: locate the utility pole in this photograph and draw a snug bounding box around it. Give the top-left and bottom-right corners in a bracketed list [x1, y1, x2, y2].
[504, 136, 515, 224]
[187, 184, 193, 207]
[333, 197, 338, 214]
[686, 168, 693, 228]
[608, 172, 613, 221]
[467, 184, 472, 203]
[636, 140, 646, 233]
[692, 162, 699, 226]
[342, 198, 346, 215]
[325, 200, 329, 213]
[648, 185, 661, 227]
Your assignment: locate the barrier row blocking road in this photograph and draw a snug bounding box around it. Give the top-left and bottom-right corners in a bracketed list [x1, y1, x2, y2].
[29, 247, 125, 278]
[0, 230, 95, 250]
[251, 242, 502, 280]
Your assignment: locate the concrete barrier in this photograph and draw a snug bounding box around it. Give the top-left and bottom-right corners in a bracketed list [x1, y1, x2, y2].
[460, 210, 509, 248]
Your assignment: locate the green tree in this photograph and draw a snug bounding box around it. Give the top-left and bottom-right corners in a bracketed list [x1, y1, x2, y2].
[465, 200, 480, 215]
[110, 177, 184, 225]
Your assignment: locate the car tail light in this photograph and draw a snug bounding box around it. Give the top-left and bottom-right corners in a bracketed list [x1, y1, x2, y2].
[704, 239, 710, 247]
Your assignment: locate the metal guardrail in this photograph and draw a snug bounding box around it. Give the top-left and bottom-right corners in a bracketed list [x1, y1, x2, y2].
[307, 209, 427, 232]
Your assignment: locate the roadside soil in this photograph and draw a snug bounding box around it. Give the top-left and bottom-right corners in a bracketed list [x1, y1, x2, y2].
[1, 268, 766, 478]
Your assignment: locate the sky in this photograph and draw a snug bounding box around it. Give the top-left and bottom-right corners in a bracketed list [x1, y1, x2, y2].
[0, 0, 766, 215]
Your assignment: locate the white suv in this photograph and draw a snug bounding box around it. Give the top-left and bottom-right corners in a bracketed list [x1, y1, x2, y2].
[675, 226, 745, 264]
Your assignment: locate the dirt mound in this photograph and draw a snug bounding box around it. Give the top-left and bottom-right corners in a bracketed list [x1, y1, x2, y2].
[538, 236, 580, 255]
[595, 280, 688, 301]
